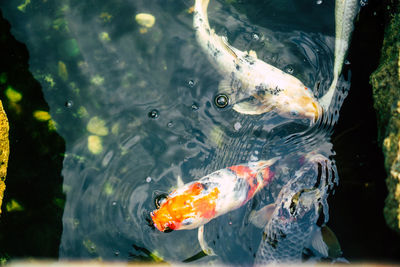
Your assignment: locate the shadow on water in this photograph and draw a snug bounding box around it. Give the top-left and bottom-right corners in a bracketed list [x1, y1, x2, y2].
[0, 10, 65, 259]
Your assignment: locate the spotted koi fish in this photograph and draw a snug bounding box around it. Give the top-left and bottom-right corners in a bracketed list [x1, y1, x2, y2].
[193, 0, 322, 122]
[151, 158, 279, 254]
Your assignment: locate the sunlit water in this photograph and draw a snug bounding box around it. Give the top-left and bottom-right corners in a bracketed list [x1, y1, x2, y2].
[1, 0, 351, 264]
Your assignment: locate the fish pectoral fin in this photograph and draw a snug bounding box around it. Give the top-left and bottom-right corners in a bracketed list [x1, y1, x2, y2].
[310, 227, 329, 258]
[177, 175, 184, 188]
[197, 225, 216, 256]
[320, 225, 342, 258]
[233, 100, 273, 115]
[249, 203, 276, 229]
[248, 50, 257, 59]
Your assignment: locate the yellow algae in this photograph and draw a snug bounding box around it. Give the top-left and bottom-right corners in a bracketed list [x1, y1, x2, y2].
[139, 27, 148, 34]
[135, 13, 156, 28]
[17, 0, 31, 12]
[149, 250, 164, 262]
[187, 6, 195, 14]
[6, 199, 24, 212]
[83, 239, 97, 254]
[0, 101, 8, 214]
[99, 32, 111, 42]
[111, 123, 120, 135]
[88, 135, 103, 154]
[103, 182, 113, 196]
[48, 119, 57, 131]
[5, 86, 22, 103]
[33, 110, 51, 121]
[91, 75, 104, 86]
[87, 116, 108, 136]
[77, 106, 89, 118]
[58, 61, 68, 81]
[99, 12, 112, 22]
[44, 74, 56, 88]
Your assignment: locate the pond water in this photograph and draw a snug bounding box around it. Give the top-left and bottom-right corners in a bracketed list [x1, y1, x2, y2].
[0, 0, 399, 265]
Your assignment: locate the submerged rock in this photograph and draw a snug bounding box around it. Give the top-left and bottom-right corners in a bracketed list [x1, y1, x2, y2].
[0, 100, 9, 214]
[370, 2, 400, 233]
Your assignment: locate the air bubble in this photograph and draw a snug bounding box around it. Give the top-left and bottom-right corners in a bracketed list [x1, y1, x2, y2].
[285, 65, 294, 74]
[360, 0, 368, 6]
[65, 100, 73, 108]
[191, 103, 199, 110]
[188, 80, 195, 87]
[344, 60, 351, 65]
[112, 201, 117, 206]
[146, 177, 152, 183]
[114, 251, 120, 256]
[167, 121, 173, 127]
[214, 94, 229, 108]
[316, 0, 323, 4]
[252, 33, 260, 41]
[148, 109, 159, 119]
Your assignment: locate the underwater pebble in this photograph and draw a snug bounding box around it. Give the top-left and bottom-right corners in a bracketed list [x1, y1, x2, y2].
[191, 103, 199, 111]
[285, 65, 294, 74]
[135, 13, 156, 28]
[87, 116, 109, 136]
[88, 135, 103, 154]
[234, 122, 242, 131]
[252, 33, 260, 41]
[58, 61, 68, 81]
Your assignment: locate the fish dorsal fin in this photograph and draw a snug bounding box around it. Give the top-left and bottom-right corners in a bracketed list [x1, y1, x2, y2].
[249, 203, 276, 229]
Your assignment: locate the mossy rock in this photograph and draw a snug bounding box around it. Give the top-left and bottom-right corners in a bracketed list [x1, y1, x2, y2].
[0, 100, 10, 214]
[370, 3, 400, 233]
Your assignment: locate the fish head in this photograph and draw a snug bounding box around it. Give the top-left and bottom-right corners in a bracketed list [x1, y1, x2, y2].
[150, 181, 220, 232]
[276, 89, 322, 122]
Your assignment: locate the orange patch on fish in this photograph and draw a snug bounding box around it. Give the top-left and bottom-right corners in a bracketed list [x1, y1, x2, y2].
[151, 182, 220, 232]
[228, 165, 255, 178]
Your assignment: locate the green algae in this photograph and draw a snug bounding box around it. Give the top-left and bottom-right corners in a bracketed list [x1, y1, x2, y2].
[370, 2, 400, 233]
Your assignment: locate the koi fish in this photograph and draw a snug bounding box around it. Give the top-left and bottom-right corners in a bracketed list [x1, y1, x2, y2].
[251, 154, 342, 264]
[319, 0, 360, 110]
[194, 0, 322, 122]
[151, 157, 279, 255]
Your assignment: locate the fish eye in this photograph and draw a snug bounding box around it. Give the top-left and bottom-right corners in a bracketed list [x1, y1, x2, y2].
[182, 218, 194, 226]
[290, 110, 299, 116]
[154, 193, 169, 209]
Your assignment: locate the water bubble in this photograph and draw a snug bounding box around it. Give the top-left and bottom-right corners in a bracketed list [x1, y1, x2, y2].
[146, 176, 152, 183]
[214, 94, 229, 108]
[234, 122, 242, 131]
[112, 201, 117, 206]
[148, 109, 159, 119]
[188, 80, 195, 87]
[344, 60, 351, 65]
[252, 33, 260, 41]
[285, 65, 294, 74]
[360, 0, 368, 6]
[114, 251, 120, 256]
[316, 0, 323, 4]
[167, 121, 173, 127]
[191, 103, 199, 111]
[65, 100, 73, 108]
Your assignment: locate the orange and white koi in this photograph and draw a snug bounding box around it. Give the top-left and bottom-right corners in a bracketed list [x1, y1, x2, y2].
[150, 158, 279, 254]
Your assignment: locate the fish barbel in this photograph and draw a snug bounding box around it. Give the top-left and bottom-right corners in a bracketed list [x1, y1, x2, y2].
[194, 0, 322, 122]
[150, 158, 279, 254]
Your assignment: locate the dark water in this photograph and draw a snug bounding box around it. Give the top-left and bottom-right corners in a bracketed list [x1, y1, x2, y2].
[0, 0, 399, 264]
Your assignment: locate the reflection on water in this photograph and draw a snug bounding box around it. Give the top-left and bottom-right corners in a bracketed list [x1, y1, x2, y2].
[0, 0, 397, 264]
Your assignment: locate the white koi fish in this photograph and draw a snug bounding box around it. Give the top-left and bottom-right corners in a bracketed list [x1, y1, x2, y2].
[194, 0, 322, 122]
[151, 157, 279, 255]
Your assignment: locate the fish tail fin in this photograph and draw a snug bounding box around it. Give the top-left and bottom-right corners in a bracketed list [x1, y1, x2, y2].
[194, 0, 210, 30]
